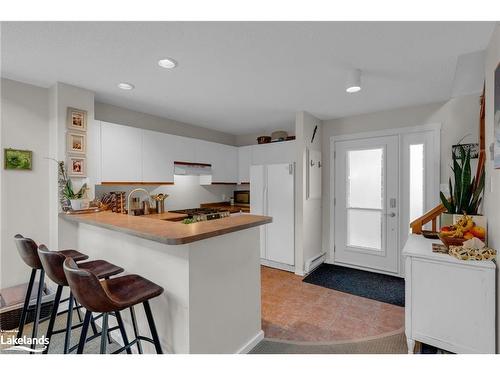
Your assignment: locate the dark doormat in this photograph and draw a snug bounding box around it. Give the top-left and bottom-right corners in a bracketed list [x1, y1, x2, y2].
[302, 264, 405, 306]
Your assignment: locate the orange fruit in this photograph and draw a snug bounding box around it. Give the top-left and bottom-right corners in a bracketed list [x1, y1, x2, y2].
[471, 226, 486, 239]
[463, 232, 474, 240]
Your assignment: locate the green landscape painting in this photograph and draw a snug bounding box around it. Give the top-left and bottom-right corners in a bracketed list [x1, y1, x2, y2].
[4, 148, 32, 170]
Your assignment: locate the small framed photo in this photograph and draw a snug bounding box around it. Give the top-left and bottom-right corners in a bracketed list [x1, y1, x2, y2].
[67, 107, 87, 132]
[4, 148, 33, 170]
[67, 132, 86, 154]
[68, 156, 86, 177]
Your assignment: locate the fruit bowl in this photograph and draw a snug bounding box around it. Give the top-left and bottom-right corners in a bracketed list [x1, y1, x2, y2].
[438, 234, 466, 249]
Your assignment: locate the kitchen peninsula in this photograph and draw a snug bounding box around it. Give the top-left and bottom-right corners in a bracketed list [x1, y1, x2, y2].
[59, 211, 272, 353]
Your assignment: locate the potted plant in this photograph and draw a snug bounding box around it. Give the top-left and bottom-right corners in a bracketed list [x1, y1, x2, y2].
[48, 159, 87, 211]
[439, 144, 486, 239]
[63, 178, 88, 211]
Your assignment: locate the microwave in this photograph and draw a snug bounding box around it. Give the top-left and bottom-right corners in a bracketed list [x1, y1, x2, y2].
[234, 190, 250, 205]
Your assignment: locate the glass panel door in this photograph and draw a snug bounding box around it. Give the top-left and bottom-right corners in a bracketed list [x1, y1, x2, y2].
[334, 135, 399, 274]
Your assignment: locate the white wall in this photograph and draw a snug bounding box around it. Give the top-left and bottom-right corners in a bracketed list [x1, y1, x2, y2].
[95, 102, 236, 146]
[321, 95, 480, 253]
[95, 175, 236, 211]
[483, 24, 500, 353]
[1, 78, 50, 288]
[49, 82, 97, 251]
[295, 111, 323, 275]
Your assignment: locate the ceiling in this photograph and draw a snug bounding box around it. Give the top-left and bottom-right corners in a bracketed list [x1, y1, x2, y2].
[1, 22, 495, 135]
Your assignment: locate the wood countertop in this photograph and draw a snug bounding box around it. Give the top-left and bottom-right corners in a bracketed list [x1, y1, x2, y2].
[60, 211, 271, 245]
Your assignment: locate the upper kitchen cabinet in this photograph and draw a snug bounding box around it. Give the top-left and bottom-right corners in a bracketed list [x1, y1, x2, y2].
[251, 140, 296, 166]
[168, 134, 198, 164]
[215, 144, 238, 183]
[195, 140, 238, 183]
[142, 130, 175, 183]
[101, 121, 143, 182]
[238, 146, 252, 184]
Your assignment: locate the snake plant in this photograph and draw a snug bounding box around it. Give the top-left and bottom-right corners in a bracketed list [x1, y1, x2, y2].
[440, 145, 485, 215]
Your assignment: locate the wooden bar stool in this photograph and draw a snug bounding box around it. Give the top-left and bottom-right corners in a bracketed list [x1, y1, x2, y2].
[63, 257, 164, 354]
[14, 234, 89, 353]
[37, 245, 127, 354]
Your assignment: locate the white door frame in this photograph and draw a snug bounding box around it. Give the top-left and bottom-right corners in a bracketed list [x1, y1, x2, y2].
[328, 123, 441, 277]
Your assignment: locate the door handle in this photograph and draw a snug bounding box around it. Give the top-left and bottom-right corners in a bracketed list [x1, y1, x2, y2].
[384, 212, 396, 217]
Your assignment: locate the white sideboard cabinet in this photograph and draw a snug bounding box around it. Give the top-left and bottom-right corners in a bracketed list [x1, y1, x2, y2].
[403, 234, 496, 354]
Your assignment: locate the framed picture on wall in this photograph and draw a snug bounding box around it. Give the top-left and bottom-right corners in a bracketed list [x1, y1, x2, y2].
[67, 107, 87, 132]
[66, 132, 86, 154]
[4, 148, 33, 170]
[494, 62, 500, 169]
[67, 156, 86, 177]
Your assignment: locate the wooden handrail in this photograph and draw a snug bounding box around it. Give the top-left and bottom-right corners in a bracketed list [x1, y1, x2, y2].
[410, 203, 447, 234]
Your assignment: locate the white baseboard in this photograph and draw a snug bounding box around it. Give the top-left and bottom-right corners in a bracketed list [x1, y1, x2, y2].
[237, 330, 264, 354]
[304, 252, 326, 275]
[260, 259, 295, 272]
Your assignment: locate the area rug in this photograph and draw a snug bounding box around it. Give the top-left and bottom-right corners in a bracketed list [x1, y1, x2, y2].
[302, 264, 405, 306]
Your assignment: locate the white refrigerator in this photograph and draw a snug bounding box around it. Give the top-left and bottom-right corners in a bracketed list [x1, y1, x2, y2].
[250, 163, 295, 269]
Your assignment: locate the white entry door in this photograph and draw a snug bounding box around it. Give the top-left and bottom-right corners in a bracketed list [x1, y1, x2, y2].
[334, 136, 399, 273]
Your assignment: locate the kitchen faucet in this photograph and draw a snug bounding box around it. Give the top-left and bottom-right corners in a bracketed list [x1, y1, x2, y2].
[127, 188, 151, 215]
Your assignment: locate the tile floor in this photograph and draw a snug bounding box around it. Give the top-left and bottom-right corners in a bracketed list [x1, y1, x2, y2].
[261, 266, 404, 342]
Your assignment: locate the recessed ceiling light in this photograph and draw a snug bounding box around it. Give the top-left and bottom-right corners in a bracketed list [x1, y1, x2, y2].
[158, 58, 177, 69]
[117, 82, 135, 90]
[346, 69, 362, 94]
[346, 85, 361, 94]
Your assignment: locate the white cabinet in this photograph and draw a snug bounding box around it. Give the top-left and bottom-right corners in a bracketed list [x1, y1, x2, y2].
[215, 144, 237, 183]
[403, 234, 496, 354]
[251, 141, 296, 166]
[168, 134, 198, 164]
[238, 146, 252, 184]
[101, 121, 142, 182]
[239, 141, 296, 186]
[142, 130, 175, 183]
[195, 140, 237, 183]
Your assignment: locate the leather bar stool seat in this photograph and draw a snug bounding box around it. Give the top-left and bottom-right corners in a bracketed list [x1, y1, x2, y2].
[64, 258, 164, 354]
[57, 249, 90, 262]
[98, 275, 164, 312]
[79, 260, 124, 280]
[13, 234, 89, 353]
[37, 245, 126, 354]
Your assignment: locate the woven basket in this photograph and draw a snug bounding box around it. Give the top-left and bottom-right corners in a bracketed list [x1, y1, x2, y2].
[439, 234, 466, 249]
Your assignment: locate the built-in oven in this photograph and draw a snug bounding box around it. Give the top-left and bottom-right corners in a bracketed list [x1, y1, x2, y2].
[234, 190, 250, 205]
